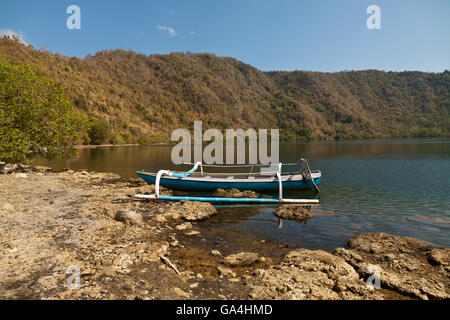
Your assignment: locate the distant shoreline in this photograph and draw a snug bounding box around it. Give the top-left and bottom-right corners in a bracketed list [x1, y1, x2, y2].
[75, 143, 179, 149]
[75, 143, 140, 149]
[75, 136, 449, 149]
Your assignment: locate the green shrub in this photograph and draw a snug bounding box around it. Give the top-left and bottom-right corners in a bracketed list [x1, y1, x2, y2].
[87, 118, 109, 145]
[0, 57, 88, 163]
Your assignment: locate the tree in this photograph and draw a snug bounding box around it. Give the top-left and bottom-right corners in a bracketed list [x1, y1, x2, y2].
[0, 57, 88, 163]
[87, 118, 109, 144]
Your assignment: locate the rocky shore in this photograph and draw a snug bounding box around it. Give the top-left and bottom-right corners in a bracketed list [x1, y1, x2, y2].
[0, 164, 448, 300]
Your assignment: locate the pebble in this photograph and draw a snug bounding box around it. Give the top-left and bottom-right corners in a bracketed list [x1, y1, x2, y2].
[175, 222, 192, 231]
[185, 230, 201, 236]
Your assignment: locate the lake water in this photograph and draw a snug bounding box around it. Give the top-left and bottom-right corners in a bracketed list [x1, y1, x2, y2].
[41, 139, 450, 250]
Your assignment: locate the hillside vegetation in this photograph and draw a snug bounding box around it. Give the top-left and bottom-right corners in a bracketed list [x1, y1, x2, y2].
[0, 37, 448, 144]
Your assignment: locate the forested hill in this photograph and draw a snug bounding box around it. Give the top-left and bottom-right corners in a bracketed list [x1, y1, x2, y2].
[1, 37, 448, 143]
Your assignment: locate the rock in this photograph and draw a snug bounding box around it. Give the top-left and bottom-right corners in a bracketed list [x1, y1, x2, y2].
[16, 164, 35, 172]
[155, 215, 167, 223]
[334, 233, 450, 300]
[333, 247, 363, 262]
[217, 266, 236, 278]
[228, 277, 240, 283]
[114, 210, 143, 226]
[175, 222, 192, 231]
[172, 287, 190, 299]
[34, 166, 52, 173]
[185, 230, 201, 236]
[162, 200, 217, 221]
[101, 172, 121, 181]
[189, 283, 199, 288]
[103, 266, 116, 277]
[169, 240, 179, 247]
[249, 249, 380, 300]
[223, 252, 259, 267]
[213, 188, 258, 198]
[211, 249, 222, 257]
[345, 232, 428, 255]
[284, 249, 358, 276]
[1, 163, 17, 174]
[274, 205, 314, 222]
[14, 173, 28, 178]
[428, 248, 449, 266]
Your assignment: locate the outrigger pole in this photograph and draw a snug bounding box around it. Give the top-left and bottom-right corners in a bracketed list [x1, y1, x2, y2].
[134, 161, 320, 204]
[134, 194, 319, 204]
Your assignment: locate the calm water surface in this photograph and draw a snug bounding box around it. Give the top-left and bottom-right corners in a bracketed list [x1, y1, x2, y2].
[41, 139, 450, 249]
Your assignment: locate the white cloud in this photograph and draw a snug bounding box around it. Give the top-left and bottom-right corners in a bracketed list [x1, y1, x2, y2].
[0, 29, 27, 45]
[189, 30, 195, 36]
[157, 25, 176, 37]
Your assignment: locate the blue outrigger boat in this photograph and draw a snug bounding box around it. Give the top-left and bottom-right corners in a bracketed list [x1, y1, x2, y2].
[135, 159, 321, 204]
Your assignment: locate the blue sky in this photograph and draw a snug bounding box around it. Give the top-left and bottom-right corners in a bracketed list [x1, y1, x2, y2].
[0, 0, 449, 72]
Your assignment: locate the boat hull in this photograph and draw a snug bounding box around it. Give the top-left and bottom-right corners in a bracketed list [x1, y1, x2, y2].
[136, 171, 321, 192]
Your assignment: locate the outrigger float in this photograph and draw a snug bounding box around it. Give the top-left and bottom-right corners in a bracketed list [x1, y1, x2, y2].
[135, 158, 321, 204]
